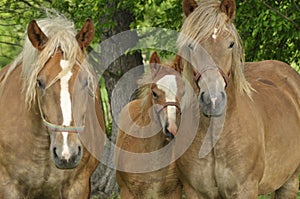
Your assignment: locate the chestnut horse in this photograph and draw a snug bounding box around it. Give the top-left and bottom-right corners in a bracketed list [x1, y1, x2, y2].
[115, 52, 184, 198]
[176, 0, 300, 198]
[0, 17, 105, 198]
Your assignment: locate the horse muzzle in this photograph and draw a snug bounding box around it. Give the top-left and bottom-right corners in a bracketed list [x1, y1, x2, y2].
[51, 141, 83, 169]
[49, 131, 83, 169]
[199, 90, 227, 117]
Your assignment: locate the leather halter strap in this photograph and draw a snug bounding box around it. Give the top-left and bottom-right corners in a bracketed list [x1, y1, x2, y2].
[194, 65, 229, 88]
[37, 95, 85, 133]
[157, 102, 181, 115]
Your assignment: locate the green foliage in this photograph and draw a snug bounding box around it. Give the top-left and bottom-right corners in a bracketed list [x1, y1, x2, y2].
[0, 0, 298, 70]
[0, 0, 116, 67]
[128, 0, 183, 60]
[236, 0, 299, 70]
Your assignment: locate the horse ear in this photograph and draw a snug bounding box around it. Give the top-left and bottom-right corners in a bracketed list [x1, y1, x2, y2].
[27, 20, 48, 51]
[76, 19, 95, 50]
[183, 0, 198, 17]
[149, 51, 161, 75]
[172, 55, 183, 74]
[220, 0, 236, 21]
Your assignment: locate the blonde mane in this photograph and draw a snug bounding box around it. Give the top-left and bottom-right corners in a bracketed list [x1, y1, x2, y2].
[177, 0, 252, 96]
[136, 71, 153, 112]
[1, 16, 94, 106]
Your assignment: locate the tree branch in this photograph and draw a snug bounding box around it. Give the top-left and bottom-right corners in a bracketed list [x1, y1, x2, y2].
[259, 0, 300, 30]
[0, 23, 18, 26]
[293, 0, 300, 12]
[0, 41, 22, 47]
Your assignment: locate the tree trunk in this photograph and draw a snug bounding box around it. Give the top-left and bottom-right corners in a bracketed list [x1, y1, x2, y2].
[90, 1, 143, 198]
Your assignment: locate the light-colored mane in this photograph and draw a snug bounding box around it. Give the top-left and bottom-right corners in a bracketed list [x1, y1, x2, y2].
[136, 68, 157, 112]
[177, 0, 252, 96]
[0, 16, 94, 107]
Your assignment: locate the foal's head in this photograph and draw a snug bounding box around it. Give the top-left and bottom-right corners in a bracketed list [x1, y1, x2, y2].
[178, 0, 251, 116]
[27, 18, 95, 169]
[140, 52, 184, 140]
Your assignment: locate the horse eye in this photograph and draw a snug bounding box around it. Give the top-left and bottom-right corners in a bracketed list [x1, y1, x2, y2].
[83, 79, 88, 88]
[188, 44, 194, 51]
[152, 90, 158, 99]
[37, 79, 45, 89]
[229, 42, 235, 48]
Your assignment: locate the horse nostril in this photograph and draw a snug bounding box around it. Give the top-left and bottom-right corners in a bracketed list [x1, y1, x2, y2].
[164, 125, 175, 140]
[78, 146, 82, 155]
[53, 147, 58, 158]
[200, 92, 205, 103]
[221, 91, 226, 100]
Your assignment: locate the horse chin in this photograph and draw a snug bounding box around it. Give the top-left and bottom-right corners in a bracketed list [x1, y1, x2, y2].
[201, 105, 226, 118]
[53, 155, 82, 169]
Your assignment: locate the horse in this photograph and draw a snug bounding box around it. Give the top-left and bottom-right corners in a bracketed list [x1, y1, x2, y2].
[115, 52, 184, 199]
[176, 0, 300, 198]
[0, 16, 105, 198]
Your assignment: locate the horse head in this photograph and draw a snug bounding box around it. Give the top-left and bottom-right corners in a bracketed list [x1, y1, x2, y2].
[27, 18, 95, 169]
[148, 52, 184, 140]
[179, 0, 247, 117]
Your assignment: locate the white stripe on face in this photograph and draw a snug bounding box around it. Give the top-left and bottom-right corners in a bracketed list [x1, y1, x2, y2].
[156, 75, 178, 121]
[212, 28, 218, 39]
[60, 60, 73, 159]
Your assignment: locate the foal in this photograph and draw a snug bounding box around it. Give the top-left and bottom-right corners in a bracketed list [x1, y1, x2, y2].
[115, 52, 184, 199]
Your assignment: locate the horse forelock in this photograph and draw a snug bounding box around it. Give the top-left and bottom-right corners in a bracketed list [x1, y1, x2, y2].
[177, 0, 253, 97]
[2, 16, 95, 108]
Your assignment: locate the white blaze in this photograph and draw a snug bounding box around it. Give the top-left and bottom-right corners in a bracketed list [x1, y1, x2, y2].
[212, 28, 218, 39]
[60, 60, 73, 160]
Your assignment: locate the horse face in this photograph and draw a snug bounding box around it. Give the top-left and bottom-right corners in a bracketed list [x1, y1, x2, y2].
[28, 19, 95, 169]
[188, 35, 233, 116]
[149, 52, 184, 140]
[36, 51, 89, 169]
[180, 0, 236, 117]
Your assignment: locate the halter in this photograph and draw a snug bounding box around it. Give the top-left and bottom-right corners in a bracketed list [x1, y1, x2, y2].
[157, 102, 181, 115]
[37, 74, 85, 133]
[194, 65, 229, 89]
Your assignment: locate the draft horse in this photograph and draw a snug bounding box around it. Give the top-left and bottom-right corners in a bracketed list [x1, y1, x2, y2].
[0, 17, 105, 198]
[115, 52, 184, 199]
[177, 0, 300, 198]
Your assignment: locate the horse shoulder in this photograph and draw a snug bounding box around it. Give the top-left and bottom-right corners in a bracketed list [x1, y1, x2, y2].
[116, 99, 144, 150]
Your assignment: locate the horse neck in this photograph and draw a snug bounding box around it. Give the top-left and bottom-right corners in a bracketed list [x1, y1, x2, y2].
[139, 98, 167, 150]
[0, 64, 50, 160]
[225, 74, 239, 111]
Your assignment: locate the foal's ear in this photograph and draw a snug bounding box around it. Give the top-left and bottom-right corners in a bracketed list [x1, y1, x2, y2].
[27, 20, 48, 51]
[76, 18, 95, 50]
[183, 0, 198, 17]
[149, 51, 161, 75]
[220, 0, 236, 21]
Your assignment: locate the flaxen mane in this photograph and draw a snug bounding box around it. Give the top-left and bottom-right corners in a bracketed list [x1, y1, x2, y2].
[177, 0, 252, 96]
[0, 16, 95, 107]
